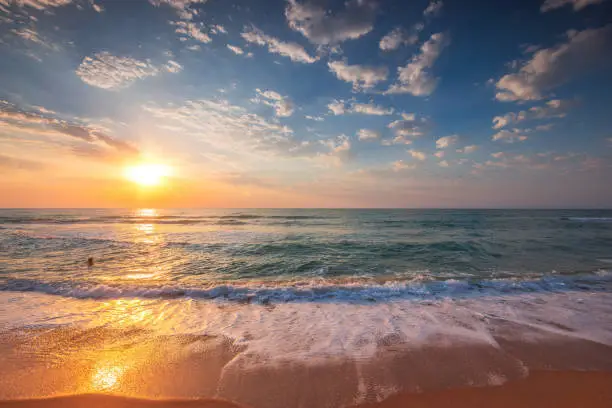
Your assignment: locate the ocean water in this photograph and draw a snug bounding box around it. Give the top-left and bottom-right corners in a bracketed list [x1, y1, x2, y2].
[1, 209, 612, 406]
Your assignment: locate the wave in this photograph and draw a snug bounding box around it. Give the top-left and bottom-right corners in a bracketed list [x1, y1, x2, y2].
[1, 272, 610, 302]
[564, 217, 612, 222]
[0, 213, 336, 225]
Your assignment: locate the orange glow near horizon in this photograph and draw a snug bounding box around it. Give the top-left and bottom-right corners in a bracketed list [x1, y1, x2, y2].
[124, 163, 172, 187]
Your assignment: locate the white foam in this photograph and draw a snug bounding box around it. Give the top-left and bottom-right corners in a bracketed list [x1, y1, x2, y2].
[2, 290, 612, 363]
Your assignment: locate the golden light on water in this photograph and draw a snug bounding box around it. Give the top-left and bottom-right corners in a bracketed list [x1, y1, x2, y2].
[124, 164, 171, 187]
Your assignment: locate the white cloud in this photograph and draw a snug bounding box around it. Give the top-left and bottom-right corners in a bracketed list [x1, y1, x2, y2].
[241, 26, 317, 64]
[328, 60, 389, 91]
[357, 129, 380, 140]
[326, 100, 394, 116]
[424, 0, 443, 16]
[383, 135, 413, 145]
[76, 52, 179, 90]
[438, 160, 449, 167]
[458, 145, 479, 154]
[386, 117, 424, 143]
[385, 32, 449, 96]
[143, 99, 310, 157]
[492, 129, 529, 143]
[305, 115, 324, 121]
[392, 160, 415, 171]
[227, 44, 244, 55]
[434, 151, 445, 158]
[327, 100, 346, 115]
[491, 152, 505, 158]
[320, 134, 353, 164]
[149, 0, 206, 20]
[400, 112, 416, 121]
[350, 102, 394, 115]
[536, 124, 554, 131]
[174, 21, 212, 43]
[285, 0, 378, 45]
[164, 60, 183, 73]
[436, 135, 458, 149]
[541, 0, 608, 12]
[211, 24, 227, 34]
[492, 99, 572, 129]
[495, 25, 612, 101]
[408, 149, 427, 161]
[379, 27, 419, 51]
[254, 89, 294, 117]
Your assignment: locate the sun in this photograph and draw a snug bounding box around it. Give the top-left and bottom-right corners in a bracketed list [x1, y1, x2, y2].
[124, 163, 171, 187]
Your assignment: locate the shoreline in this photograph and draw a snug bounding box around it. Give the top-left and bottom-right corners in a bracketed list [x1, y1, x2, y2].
[0, 371, 610, 408]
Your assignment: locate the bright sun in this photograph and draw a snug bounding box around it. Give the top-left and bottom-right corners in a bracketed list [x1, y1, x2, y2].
[124, 163, 171, 186]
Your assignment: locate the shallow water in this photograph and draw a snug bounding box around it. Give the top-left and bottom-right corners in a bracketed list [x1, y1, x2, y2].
[1, 209, 612, 407]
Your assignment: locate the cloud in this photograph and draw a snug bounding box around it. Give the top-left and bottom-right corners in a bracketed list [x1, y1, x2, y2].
[408, 149, 427, 161]
[76, 52, 180, 90]
[285, 0, 378, 45]
[357, 129, 380, 140]
[379, 26, 420, 51]
[227, 44, 244, 55]
[305, 115, 324, 121]
[424, 0, 443, 16]
[241, 26, 317, 64]
[0, 0, 73, 13]
[210, 24, 226, 34]
[164, 60, 183, 73]
[0, 102, 138, 157]
[491, 152, 505, 159]
[149, 0, 207, 20]
[541, 0, 608, 12]
[0, 154, 44, 171]
[434, 151, 445, 158]
[319, 134, 353, 164]
[328, 60, 389, 91]
[438, 160, 449, 167]
[327, 100, 394, 115]
[386, 116, 425, 143]
[327, 100, 346, 115]
[492, 99, 572, 129]
[436, 135, 458, 149]
[495, 25, 612, 101]
[173, 21, 212, 43]
[143, 99, 314, 158]
[11, 27, 59, 50]
[385, 32, 450, 96]
[253, 89, 294, 117]
[492, 129, 529, 143]
[392, 160, 415, 171]
[457, 145, 479, 154]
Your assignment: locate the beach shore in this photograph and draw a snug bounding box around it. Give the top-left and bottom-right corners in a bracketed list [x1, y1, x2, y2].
[1, 371, 610, 408]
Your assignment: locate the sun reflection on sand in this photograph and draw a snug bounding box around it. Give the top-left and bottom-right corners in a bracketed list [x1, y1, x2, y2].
[91, 364, 125, 391]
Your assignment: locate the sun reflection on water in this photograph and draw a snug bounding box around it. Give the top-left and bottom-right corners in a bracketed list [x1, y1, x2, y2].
[136, 208, 158, 218]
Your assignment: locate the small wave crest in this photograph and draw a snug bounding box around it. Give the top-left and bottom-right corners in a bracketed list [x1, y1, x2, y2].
[1, 272, 610, 302]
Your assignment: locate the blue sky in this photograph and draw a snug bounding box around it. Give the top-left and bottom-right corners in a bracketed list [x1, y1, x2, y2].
[0, 0, 611, 208]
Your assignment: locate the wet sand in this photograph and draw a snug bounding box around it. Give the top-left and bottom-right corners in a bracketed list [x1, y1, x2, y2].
[0, 371, 610, 408]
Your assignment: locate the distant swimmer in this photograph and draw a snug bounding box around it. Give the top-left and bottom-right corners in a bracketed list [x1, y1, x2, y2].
[87, 257, 94, 267]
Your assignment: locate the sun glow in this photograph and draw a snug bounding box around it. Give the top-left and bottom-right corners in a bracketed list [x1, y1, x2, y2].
[124, 163, 171, 187]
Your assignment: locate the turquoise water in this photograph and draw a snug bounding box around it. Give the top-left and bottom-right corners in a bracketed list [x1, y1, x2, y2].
[1, 209, 612, 405]
[1, 209, 611, 301]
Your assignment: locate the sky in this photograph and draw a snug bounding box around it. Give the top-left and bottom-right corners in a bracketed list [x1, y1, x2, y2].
[0, 0, 611, 208]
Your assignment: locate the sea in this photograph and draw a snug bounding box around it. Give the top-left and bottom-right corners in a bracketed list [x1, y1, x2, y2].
[1, 209, 612, 407]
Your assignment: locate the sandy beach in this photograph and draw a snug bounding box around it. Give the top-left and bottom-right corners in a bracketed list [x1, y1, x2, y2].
[1, 371, 611, 408]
